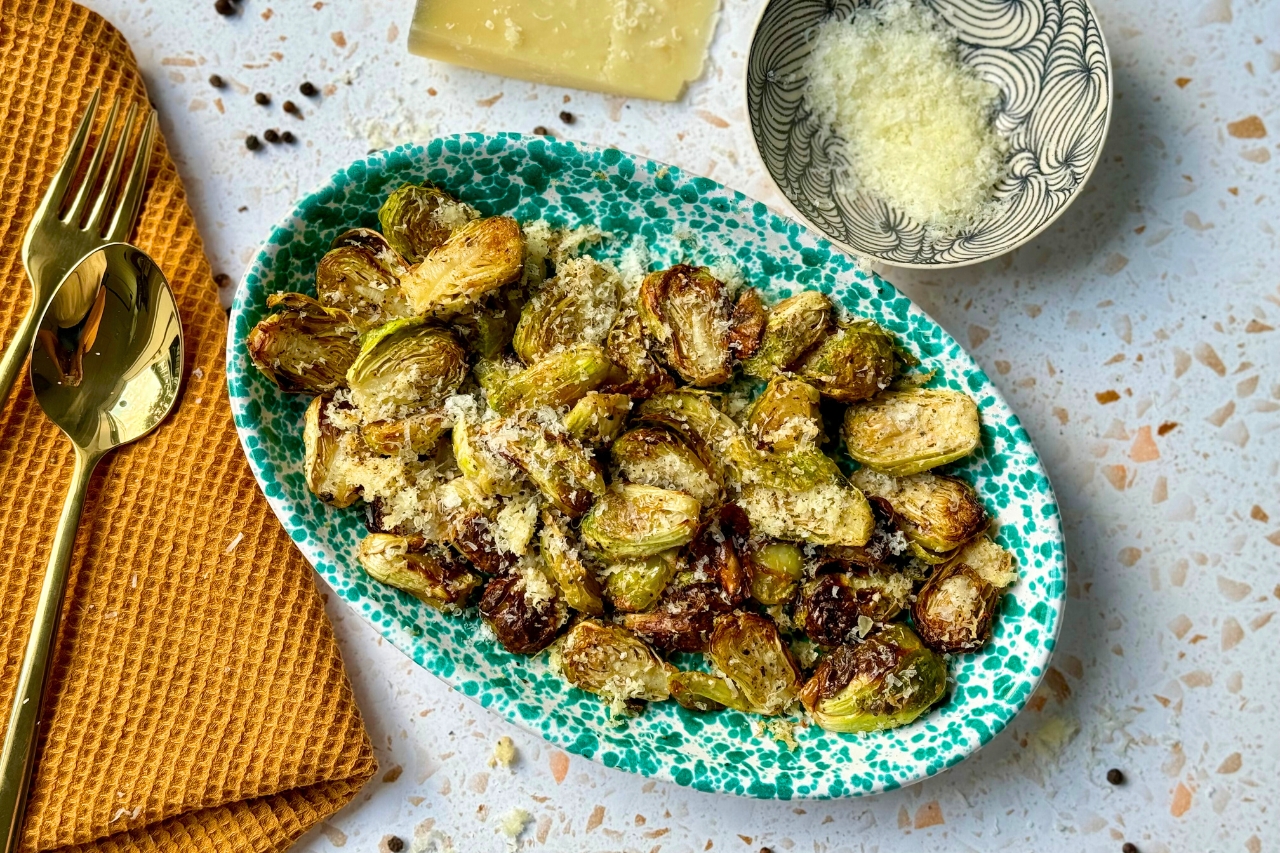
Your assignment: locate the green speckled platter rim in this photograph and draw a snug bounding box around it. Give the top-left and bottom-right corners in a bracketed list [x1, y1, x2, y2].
[226, 133, 1065, 799]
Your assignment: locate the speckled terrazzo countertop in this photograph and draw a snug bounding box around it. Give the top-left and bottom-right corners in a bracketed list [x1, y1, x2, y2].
[81, 0, 1277, 851]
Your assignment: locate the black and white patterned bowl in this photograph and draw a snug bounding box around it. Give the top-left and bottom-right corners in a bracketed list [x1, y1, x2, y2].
[746, 0, 1112, 268]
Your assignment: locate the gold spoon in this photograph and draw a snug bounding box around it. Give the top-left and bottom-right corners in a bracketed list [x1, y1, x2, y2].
[0, 244, 183, 851]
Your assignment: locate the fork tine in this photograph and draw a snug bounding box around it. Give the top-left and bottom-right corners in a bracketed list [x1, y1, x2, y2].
[31, 89, 101, 223]
[106, 109, 157, 244]
[63, 94, 120, 225]
[86, 101, 139, 236]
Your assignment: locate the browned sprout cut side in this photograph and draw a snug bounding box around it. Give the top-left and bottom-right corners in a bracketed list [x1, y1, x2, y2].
[345, 319, 467, 415]
[708, 612, 802, 716]
[745, 541, 805, 605]
[580, 483, 702, 559]
[487, 344, 612, 415]
[361, 410, 450, 456]
[303, 396, 360, 507]
[622, 582, 733, 653]
[843, 388, 981, 476]
[565, 392, 632, 447]
[912, 537, 1016, 653]
[357, 533, 483, 610]
[799, 623, 947, 733]
[668, 670, 753, 713]
[513, 257, 620, 364]
[478, 563, 567, 654]
[796, 318, 898, 403]
[849, 468, 988, 558]
[247, 293, 359, 394]
[685, 504, 753, 605]
[727, 288, 768, 360]
[315, 229, 413, 329]
[795, 570, 914, 647]
[601, 550, 680, 613]
[557, 621, 671, 707]
[633, 391, 747, 486]
[741, 290, 833, 379]
[502, 423, 607, 518]
[610, 426, 722, 507]
[378, 183, 477, 263]
[738, 479, 874, 548]
[745, 377, 823, 452]
[601, 311, 676, 399]
[400, 216, 524, 316]
[638, 265, 735, 387]
[540, 510, 605, 615]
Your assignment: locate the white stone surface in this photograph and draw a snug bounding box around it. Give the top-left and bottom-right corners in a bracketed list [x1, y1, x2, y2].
[83, 1, 1278, 851]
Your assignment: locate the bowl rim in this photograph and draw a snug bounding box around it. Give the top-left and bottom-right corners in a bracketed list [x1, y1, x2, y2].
[742, 0, 1115, 269]
[226, 133, 1069, 798]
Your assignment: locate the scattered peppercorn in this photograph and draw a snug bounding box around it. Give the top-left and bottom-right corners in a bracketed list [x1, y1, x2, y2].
[386, 837, 405, 853]
[299, 81, 318, 97]
[208, 74, 225, 89]
[283, 100, 299, 115]
[214, 0, 236, 15]
[281, 130, 296, 144]
[533, 126, 550, 136]
[254, 92, 270, 106]
[1122, 844, 1138, 853]
[559, 110, 575, 124]
[263, 129, 281, 144]
[244, 134, 261, 151]
[759, 848, 774, 853]
[1106, 768, 1125, 785]
[213, 273, 233, 289]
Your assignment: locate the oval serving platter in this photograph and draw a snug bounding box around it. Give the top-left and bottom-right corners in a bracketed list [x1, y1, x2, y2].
[227, 133, 1065, 799]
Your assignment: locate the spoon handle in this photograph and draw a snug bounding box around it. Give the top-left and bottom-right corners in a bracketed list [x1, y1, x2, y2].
[0, 446, 99, 852]
[0, 300, 43, 410]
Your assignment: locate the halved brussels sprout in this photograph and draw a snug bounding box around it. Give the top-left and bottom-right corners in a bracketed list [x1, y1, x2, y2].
[708, 612, 802, 716]
[478, 562, 567, 655]
[796, 319, 898, 403]
[685, 504, 752, 604]
[503, 425, 607, 518]
[668, 670, 752, 713]
[247, 293, 359, 394]
[611, 426, 721, 507]
[304, 396, 360, 507]
[799, 623, 947, 733]
[601, 550, 680, 613]
[911, 562, 1000, 654]
[565, 392, 632, 447]
[732, 445, 844, 493]
[448, 510, 518, 575]
[315, 229, 413, 328]
[400, 216, 524, 316]
[738, 481, 874, 547]
[951, 536, 1018, 588]
[513, 257, 619, 364]
[487, 344, 612, 415]
[638, 265, 735, 387]
[822, 495, 908, 569]
[580, 484, 701, 559]
[361, 410, 450, 456]
[727, 288, 768, 361]
[745, 378, 823, 452]
[601, 311, 675, 399]
[842, 388, 981, 476]
[473, 355, 523, 400]
[622, 581, 734, 653]
[741, 290, 833, 379]
[795, 570, 914, 647]
[451, 288, 522, 360]
[378, 183, 477, 263]
[746, 541, 805, 605]
[540, 510, 604, 615]
[557, 620, 671, 705]
[848, 468, 988, 556]
[633, 391, 747, 484]
[357, 533, 483, 610]
[452, 417, 525, 497]
[345, 319, 467, 415]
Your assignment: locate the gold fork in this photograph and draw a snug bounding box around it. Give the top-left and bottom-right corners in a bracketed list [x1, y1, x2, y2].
[0, 88, 158, 406]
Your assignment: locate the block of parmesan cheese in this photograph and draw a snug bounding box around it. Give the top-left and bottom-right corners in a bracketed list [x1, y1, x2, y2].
[408, 0, 721, 102]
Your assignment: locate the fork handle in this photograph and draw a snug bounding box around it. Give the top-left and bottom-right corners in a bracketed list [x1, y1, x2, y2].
[0, 298, 45, 409]
[0, 446, 100, 852]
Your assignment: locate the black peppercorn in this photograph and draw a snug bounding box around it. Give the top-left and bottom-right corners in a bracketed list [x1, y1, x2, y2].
[1106, 768, 1124, 785]
[263, 129, 280, 144]
[386, 837, 405, 853]
[214, 0, 236, 15]
[533, 126, 550, 136]
[299, 81, 318, 97]
[281, 130, 296, 144]
[282, 100, 299, 115]
[208, 74, 225, 89]
[244, 134, 261, 151]
[559, 110, 575, 124]
[1122, 844, 1138, 853]
[213, 273, 233, 289]
[254, 92, 270, 106]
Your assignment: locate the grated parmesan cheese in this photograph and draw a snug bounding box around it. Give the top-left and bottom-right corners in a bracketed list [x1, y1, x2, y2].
[498, 808, 531, 847]
[488, 735, 517, 768]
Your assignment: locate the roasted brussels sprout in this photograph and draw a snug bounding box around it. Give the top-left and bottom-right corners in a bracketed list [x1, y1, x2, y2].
[610, 426, 721, 507]
[638, 265, 735, 387]
[633, 391, 746, 485]
[601, 550, 680, 613]
[738, 481, 874, 547]
[452, 416, 525, 497]
[361, 410, 449, 456]
[951, 535, 1018, 588]
[741, 290, 833, 379]
[622, 581, 734, 653]
[912, 563, 998, 654]
[795, 319, 898, 403]
[842, 388, 981, 476]
[513, 257, 619, 364]
[745, 377, 823, 452]
[345, 319, 467, 415]
[745, 541, 805, 605]
[448, 508, 518, 575]
[685, 503, 752, 604]
[504, 425, 607, 518]
[378, 183, 476, 263]
[478, 563, 567, 655]
[822, 495, 908, 569]
[451, 288, 521, 360]
[708, 612, 802, 716]
[540, 510, 604, 615]
[795, 570, 914, 647]
[848, 468, 988, 557]
[565, 392, 632, 446]
[799, 623, 947, 733]
[487, 344, 612, 415]
[247, 293, 360, 394]
[473, 355, 523, 400]
[727, 288, 768, 360]
[580, 484, 702, 559]
[357, 533, 483, 610]
[315, 229, 413, 328]
[557, 621, 671, 706]
[668, 670, 752, 713]
[303, 396, 360, 507]
[601, 311, 675, 399]
[400, 216, 524, 316]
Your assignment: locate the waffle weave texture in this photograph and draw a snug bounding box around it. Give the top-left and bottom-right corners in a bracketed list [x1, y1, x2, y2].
[0, 4, 378, 851]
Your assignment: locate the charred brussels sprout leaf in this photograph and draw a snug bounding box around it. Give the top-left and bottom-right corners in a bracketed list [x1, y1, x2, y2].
[565, 392, 632, 447]
[795, 570, 914, 647]
[247, 293, 359, 394]
[911, 561, 1001, 653]
[746, 541, 805, 605]
[622, 582, 734, 653]
[601, 550, 680, 613]
[487, 344, 612, 415]
[638, 265, 735, 387]
[345, 319, 467, 414]
[849, 468, 988, 557]
[557, 620, 671, 705]
[843, 388, 981, 476]
[796, 319, 898, 403]
[741, 290, 833, 379]
[378, 183, 476, 263]
[303, 396, 360, 507]
[478, 564, 567, 655]
[668, 670, 753, 713]
[357, 533, 483, 610]
[504, 424, 607, 518]
[611, 426, 722, 507]
[727, 288, 767, 360]
[799, 623, 947, 733]
[746, 378, 823, 452]
[315, 229, 413, 328]
[580, 483, 702, 559]
[709, 612, 802, 716]
[400, 216, 524, 316]
[513, 257, 620, 364]
[361, 410, 449, 456]
[686, 504, 753, 605]
[540, 510, 605, 615]
[601, 311, 675, 399]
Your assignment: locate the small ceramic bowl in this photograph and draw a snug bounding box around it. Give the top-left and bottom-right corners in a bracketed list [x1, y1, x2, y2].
[746, 0, 1112, 268]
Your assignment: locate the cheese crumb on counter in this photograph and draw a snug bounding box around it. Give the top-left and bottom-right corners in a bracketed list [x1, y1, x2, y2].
[497, 808, 531, 848]
[488, 735, 517, 769]
[805, 0, 1008, 232]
